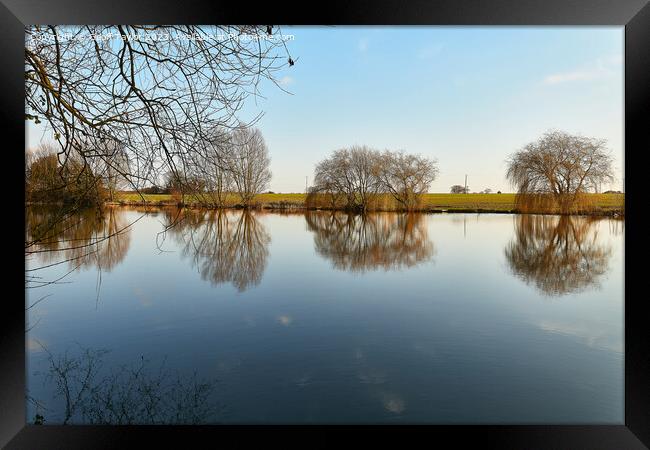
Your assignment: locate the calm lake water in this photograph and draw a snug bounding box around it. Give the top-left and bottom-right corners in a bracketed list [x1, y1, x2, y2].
[25, 206, 624, 424]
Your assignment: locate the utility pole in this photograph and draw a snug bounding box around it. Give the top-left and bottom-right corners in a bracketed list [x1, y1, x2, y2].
[305, 176, 308, 193]
[464, 174, 468, 194]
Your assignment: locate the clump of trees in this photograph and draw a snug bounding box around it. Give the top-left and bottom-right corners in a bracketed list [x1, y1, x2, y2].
[309, 146, 438, 211]
[506, 130, 614, 213]
[310, 146, 383, 211]
[380, 151, 439, 210]
[450, 185, 469, 194]
[228, 127, 273, 206]
[26, 144, 107, 206]
[163, 126, 272, 208]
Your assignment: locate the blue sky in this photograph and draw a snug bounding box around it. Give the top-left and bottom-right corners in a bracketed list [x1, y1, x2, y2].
[27, 26, 624, 193]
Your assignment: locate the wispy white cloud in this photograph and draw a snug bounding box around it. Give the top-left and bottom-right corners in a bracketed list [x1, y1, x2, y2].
[417, 43, 444, 59]
[358, 38, 369, 53]
[599, 54, 623, 66]
[544, 71, 598, 84]
[278, 75, 294, 86]
[543, 54, 622, 85]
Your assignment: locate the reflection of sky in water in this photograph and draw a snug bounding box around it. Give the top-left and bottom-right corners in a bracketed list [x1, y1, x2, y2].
[26, 209, 623, 424]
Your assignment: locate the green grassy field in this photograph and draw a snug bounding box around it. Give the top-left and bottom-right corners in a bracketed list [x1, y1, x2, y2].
[115, 192, 306, 206]
[113, 192, 624, 214]
[422, 193, 624, 212]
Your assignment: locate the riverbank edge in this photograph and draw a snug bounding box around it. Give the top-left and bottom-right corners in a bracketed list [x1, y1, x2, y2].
[92, 200, 624, 217]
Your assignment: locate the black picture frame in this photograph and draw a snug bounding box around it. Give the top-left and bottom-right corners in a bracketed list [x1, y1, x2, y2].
[2, 1, 649, 448]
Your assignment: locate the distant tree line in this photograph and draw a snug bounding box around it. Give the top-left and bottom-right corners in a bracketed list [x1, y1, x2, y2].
[309, 145, 438, 212]
[26, 125, 615, 217]
[449, 186, 493, 194]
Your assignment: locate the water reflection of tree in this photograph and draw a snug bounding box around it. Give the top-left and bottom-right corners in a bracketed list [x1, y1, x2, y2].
[26, 206, 132, 287]
[29, 346, 219, 425]
[607, 217, 625, 237]
[164, 208, 270, 291]
[504, 215, 612, 296]
[305, 211, 435, 272]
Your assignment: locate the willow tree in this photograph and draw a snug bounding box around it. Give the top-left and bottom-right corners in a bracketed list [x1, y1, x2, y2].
[506, 130, 614, 213]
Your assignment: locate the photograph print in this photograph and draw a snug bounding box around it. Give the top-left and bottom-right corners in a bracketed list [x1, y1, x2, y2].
[24, 25, 625, 426]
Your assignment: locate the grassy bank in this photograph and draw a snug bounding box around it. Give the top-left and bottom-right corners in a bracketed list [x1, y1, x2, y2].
[110, 192, 624, 215]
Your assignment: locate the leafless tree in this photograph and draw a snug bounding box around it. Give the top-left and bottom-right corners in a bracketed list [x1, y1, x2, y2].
[195, 128, 236, 208]
[228, 126, 272, 207]
[380, 151, 438, 210]
[313, 146, 384, 211]
[506, 130, 614, 213]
